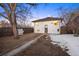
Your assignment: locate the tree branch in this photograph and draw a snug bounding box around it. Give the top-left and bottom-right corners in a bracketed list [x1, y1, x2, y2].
[0, 13, 8, 19]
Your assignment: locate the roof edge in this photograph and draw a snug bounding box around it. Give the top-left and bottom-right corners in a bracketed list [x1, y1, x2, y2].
[32, 17, 63, 22]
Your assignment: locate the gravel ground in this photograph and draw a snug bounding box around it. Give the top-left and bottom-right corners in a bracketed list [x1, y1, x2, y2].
[0, 33, 41, 55]
[16, 35, 69, 56]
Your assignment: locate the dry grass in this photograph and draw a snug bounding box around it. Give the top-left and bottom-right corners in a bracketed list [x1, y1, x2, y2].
[16, 35, 69, 56]
[0, 33, 41, 55]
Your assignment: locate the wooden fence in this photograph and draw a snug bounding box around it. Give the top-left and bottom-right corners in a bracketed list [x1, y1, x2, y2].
[0, 27, 34, 37]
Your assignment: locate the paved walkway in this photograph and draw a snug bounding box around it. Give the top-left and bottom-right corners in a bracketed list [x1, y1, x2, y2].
[49, 34, 79, 56]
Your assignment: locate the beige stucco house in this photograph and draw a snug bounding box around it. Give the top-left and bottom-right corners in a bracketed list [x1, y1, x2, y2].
[32, 17, 63, 34]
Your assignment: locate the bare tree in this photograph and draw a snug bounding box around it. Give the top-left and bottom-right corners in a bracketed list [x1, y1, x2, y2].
[58, 7, 79, 35]
[0, 3, 37, 38]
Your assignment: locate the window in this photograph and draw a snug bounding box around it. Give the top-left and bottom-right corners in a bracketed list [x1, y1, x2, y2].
[45, 25, 48, 28]
[53, 21, 59, 26]
[54, 22, 58, 25]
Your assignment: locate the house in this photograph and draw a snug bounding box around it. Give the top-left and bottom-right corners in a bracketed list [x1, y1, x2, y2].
[32, 17, 63, 34]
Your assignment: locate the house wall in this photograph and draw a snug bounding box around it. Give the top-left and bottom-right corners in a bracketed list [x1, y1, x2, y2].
[33, 20, 61, 34]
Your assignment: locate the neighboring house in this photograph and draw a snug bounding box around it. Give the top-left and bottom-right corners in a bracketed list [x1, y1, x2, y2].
[32, 17, 63, 34]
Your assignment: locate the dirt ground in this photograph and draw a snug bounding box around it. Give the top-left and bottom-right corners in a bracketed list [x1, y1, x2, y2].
[16, 35, 69, 56]
[0, 33, 41, 55]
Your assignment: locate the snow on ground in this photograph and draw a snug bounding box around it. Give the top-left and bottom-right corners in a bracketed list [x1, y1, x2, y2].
[49, 34, 79, 56]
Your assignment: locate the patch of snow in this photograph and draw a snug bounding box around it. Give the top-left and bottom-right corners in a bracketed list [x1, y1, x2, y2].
[49, 34, 79, 56]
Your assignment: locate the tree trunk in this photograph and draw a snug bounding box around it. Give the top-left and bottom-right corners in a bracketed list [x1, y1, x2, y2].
[73, 29, 75, 34]
[12, 23, 17, 38]
[76, 28, 79, 35]
[11, 11, 18, 38]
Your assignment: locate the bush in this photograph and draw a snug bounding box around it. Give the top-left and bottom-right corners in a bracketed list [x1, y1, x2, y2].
[60, 26, 73, 34]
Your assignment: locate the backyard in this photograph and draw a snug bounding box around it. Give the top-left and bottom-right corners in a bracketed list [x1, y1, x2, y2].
[0, 33, 70, 56]
[16, 34, 69, 56]
[0, 3, 79, 56]
[0, 33, 41, 55]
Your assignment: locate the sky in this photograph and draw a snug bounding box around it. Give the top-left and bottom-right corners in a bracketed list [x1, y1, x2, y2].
[0, 3, 79, 22]
[30, 3, 79, 21]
